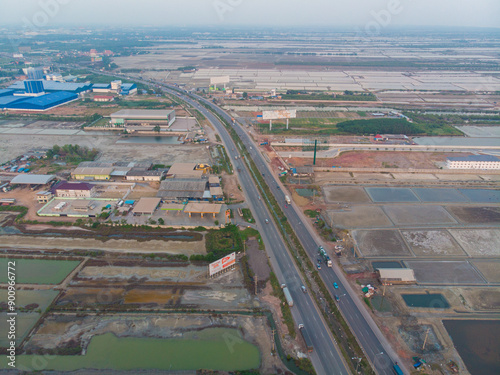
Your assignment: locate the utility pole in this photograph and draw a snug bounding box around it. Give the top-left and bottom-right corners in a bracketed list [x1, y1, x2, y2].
[254, 275, 258, 295]
[271, 328, 276, 352]
[422, 328, 430, 350]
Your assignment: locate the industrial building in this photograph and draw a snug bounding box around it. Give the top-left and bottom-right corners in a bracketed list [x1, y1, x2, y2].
[132, 197, 162, 215]
[376, 268, 416, 285]
[3, 91, 78, 111]
[54, 181, 96, 198]
[157, 179, 209, 201]
[125, 169, 164, 182]
[92, 81, 137, 96]
[110, 109, 176, 128]
[446, 155, 500, 170]
[93, 95, 114, 102]
[71, 167, 113, 181]
[166, 163, 208, 179]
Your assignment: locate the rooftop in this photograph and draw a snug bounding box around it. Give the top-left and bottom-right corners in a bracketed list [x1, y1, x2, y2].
[126, 169, 164, 177]
[447, 155, 500, 162]
[377, 268, 416, 282]
[11, 174, 55, 185]
[184, 203, 223, 214]
[110, 109, 175, 119]
[55, 181, 94, 191]
[132, 197, 162, 214]
[167, 163, 203, 178]
[72, 167, 113, 176]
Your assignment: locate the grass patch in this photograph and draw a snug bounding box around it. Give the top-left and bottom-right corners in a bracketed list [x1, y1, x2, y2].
[270, 272, 296, 338]
[191, 224, 241, 262]
[304, 210, 317, 218]
[241, 208, 254, 223]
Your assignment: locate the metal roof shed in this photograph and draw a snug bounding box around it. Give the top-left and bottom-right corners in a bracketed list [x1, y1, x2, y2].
[132, 197, 162, 215]
[10, 174, 55, 185]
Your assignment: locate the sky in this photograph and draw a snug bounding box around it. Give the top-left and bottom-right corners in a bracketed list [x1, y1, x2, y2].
[1, 0, 499, 29]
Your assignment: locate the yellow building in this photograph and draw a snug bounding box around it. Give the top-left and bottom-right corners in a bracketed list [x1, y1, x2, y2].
[71, 167, 113, 181]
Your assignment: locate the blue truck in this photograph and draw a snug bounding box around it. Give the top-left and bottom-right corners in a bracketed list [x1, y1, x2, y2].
[393, 363, 404, 375]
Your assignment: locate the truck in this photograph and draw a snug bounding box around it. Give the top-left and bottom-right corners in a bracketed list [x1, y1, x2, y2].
[285, 195, 291, 204]
[298, 324, 313, 352]
[318, 246, 332, 267]
[281, 284, 294, 307]
[393, 363, 404, 375]
[260, 142, 268, 145]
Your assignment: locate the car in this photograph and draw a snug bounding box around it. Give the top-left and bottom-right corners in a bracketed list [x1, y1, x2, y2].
[333, 282, 339, 289]
[301, 285, 307, 293]
[317, 263, 321, 270]
[335, 295, 340, 302]
[317, 258, 322, 264]
[265, 219, 269, 224]
[277, 186, 280, 189]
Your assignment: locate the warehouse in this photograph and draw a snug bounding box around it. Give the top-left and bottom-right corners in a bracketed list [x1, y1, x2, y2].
[166, 163, 205, 179]
[446, 155, 500, 170]
[4, 91, 78, 111]
[125, 169, 164, 182]
[377, 268, 416, 285]
[132, 197, 162, 215]
[110, 109, 176, 127]
[72, 167, 113, 180]
[157, 179, 209, 201]
[92, 82, 137, 96]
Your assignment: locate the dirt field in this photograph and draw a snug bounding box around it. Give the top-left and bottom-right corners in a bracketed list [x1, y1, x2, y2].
[471, 261, 500, 283]
[446, 206, 500, 224]
[0, 133, 211, 165]
[401, 230, 467, 257]
[328, 151, 470, 169]
[404, 261, 485, 284]
[323, 186, 371, 203]
[461, 288, 500, 310]
[449, 229, 500, 257]
[383, 205, 457, 226]
[222, 173, 245, 202]
[328, 206, 394, 228]
[353, 230, 412, 257]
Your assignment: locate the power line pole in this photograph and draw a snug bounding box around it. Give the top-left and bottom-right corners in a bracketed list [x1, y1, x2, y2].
[271, 329, 276, 352]
[254, 275, 258, 295]
[422, 328, 430, 351]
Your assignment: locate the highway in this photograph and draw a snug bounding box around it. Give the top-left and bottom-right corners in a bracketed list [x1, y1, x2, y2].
[178, 92, 406, 375]
[166, 89, 351, 375]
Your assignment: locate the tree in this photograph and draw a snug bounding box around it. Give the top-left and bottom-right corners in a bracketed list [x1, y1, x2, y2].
[158, 218, 165, 225]
[242, 92, 248, 99]
[153, 125, 161, 133]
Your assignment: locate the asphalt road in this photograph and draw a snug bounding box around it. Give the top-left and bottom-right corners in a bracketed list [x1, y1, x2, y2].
[178, 93, 406, 375]
[169, 90, 351, 375]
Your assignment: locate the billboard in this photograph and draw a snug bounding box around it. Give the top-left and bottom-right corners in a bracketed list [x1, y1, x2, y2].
[262, 110, 297, 120]
[210, 76, 230, 85]
[209, 252, 236, 276]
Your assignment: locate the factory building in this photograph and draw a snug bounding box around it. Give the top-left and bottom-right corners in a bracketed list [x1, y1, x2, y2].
[110, 109, 176, 128]
[71, 167, 113, 181]
[446, 155, 500, 170]
[3, 92, 78, 111]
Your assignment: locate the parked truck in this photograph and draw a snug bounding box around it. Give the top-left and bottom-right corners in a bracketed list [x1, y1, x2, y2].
[281, 284, 294, 307]
[298, 324, 313, 352]
[260, 142, 268, 145]
[285, 195, 291, 204]
[319, 246, 332, 267]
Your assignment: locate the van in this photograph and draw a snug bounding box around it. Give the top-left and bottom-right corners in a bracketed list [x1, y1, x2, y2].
[301, 285, 307, 293]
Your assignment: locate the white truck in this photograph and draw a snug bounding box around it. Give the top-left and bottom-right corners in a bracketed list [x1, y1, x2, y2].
[281, 283, 294, 307]
[285, 195, 291, 205]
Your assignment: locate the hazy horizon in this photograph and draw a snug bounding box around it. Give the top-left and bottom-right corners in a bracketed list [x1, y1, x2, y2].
[1, 0, 499, 29]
